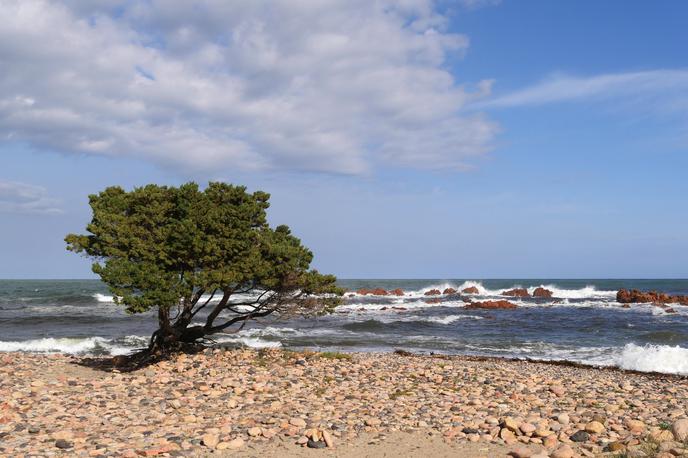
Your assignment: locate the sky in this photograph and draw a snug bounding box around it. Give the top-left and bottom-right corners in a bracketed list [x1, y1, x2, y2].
[1, 0, 687, 279]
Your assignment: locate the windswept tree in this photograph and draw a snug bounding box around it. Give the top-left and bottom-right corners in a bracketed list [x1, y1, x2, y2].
[66, 182, 342, 353]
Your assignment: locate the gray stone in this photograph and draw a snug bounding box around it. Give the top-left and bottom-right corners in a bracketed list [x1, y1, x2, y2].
[55, 440, 73, 449]
[570, 430, 590, 442]
[307, 439, 327, 449]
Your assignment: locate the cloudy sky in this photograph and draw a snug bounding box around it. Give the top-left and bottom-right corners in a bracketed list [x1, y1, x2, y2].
[2, 0, 687, 278]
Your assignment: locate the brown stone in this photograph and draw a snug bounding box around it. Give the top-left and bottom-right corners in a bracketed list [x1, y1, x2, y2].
[289, 418, 307, 428]
[532, 287, 553, 298]
[466, 300, 518, 310]
[201, 433, 219, 448]
[672, 419, 688, 441]
[551, 445, 574, 458]
[322, 430, 335, 448]
[501, 288, 530, 297]
[616, 289, 688, 305]
[357, 288, 389, 296]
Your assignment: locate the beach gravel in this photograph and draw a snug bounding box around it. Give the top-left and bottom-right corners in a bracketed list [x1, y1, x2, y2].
[0, 350, 687, 457]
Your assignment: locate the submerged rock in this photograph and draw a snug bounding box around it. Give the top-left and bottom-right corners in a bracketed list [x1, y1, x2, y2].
[532, 287, 553, 298]
[616, 289, 688, 305]
[465, 300, 518, 310]
[502, 288, 530, 297]
[357, 288, 389, 296]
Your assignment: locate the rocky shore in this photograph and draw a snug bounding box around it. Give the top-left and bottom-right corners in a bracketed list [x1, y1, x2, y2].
[1, 350, 687, 457]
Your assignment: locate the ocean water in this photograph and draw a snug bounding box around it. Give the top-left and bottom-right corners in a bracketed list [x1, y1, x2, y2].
[1, 279, 687, 375]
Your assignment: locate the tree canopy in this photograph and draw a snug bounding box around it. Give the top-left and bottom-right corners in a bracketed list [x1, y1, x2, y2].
[66, 182, 342, 352]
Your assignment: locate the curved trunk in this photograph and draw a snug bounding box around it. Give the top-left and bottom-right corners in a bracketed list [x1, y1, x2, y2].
[149, 307, 207, 353]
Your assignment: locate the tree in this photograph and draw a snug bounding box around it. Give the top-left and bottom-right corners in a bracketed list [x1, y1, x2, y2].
[66, 182, 342, 354]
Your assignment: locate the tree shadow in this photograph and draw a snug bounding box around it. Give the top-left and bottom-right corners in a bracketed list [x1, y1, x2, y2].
[71, 343, 206, 373]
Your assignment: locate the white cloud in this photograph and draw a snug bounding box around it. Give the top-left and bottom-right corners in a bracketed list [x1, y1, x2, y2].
[481, 69, 688, 109]
[457, 0, 502, 10]
[0, 180, 62, 214]
[0, 0, 498, 175]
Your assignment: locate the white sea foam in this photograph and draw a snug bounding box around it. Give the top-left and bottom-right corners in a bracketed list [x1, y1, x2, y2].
[424, 315, 482, 325]
[0, 336, 146, 355]
[455, 281, 502, 296]
[94, 293, 115, 302]
[346, 281, 618, 300]
[461, 342, 688, 376]
[214, 333, 282, 349]
[614, 343, 688, 375]
[338, 299, 470, 312]
[529, 284, 617, 299]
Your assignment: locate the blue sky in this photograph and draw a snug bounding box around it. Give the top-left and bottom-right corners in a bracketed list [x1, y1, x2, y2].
[1, 0, 687, 279]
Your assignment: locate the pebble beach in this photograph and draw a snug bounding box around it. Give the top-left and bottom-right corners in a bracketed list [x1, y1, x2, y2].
[1, 349, 687, 457]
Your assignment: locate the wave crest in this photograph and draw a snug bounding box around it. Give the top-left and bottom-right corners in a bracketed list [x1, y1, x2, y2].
[615, 343, 688, 375]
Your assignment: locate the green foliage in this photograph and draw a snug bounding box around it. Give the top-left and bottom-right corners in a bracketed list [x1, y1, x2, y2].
[66, 182, 342, 344]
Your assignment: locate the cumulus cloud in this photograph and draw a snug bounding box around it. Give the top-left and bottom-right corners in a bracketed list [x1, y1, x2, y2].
[0, 180, 62, 214]
[481, 69, 688, 110]
[0, 0, 498, 175]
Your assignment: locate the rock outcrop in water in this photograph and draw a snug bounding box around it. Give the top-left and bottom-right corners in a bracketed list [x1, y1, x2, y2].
[533, 287, 553, 298]
[357, 288, 389, 296]
[616, 289, 688, 305]
[389, 288, 405, 296]
[465, 300, 518, 310]
[501, 288, 530, 298]
[462, 286, 480, 294]
[442, 288, 457, 295]
[424, 289, 441, 296]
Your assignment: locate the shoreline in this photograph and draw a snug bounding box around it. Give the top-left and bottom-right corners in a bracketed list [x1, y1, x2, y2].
[1, 349, 688, 457]
[4, 343, 688, 379]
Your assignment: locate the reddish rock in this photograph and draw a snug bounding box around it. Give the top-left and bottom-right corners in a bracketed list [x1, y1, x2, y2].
[443, 288, 458, 295]
[424, 289, 441, 296]
[465, 300, 518, 310]
[533, 287, 553, 298]
[389, 288, 405, 296]
[357, 288, 388, 296]
[424, 298, 442, 304]
[616, 289, 688, 305]
[462, 286, 480, 294]
[501, 288, 530, 298]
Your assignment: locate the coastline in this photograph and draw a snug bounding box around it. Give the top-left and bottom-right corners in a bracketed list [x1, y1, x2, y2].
[1, 349, 687, 457]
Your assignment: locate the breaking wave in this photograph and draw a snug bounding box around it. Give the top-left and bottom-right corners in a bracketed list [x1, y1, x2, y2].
[346, 281, 617, 300]
[0, 335, 148, 355]
[614, 343, 688, 375]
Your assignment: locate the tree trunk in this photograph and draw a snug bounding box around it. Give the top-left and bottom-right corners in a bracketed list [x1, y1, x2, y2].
[149, 306, 208, 353]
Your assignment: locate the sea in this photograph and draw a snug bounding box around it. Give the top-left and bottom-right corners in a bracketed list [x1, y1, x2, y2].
[1, 279, 687, 375]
